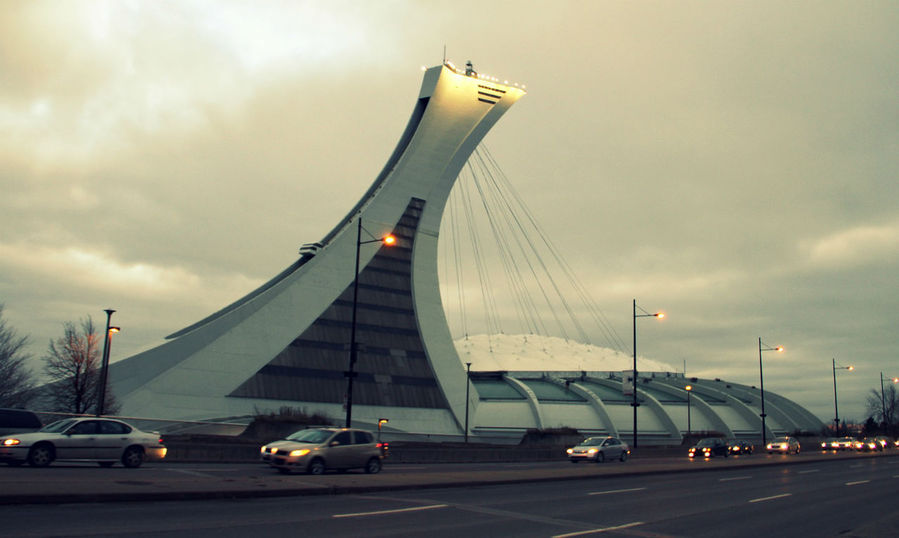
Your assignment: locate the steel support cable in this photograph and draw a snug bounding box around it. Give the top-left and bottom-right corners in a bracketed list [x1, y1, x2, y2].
[484, 164, 588, 344]
[458, 174, 502, 341]
[446, 186, 468, 338]
[466, 159, 544, 336]
[468, 154, 562, 339]
[471, 155, 549, 337]
[478, 145, 629, 353]
[473, 150, 568, 341]
[472, 149, 579, 342]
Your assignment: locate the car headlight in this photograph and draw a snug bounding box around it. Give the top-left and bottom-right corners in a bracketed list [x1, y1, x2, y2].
[2, 438, 20, 446]
[587, 448, 597, 454]
[566, 448, 573, 454]
[260, 445, 267, 454]
[289, 448, 310, 457]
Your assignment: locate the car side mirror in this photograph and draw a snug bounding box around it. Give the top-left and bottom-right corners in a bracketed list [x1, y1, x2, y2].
[330, 441, 340, 447]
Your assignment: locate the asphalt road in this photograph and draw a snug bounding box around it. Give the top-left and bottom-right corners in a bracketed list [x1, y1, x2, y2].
[2, 454, 897, 537]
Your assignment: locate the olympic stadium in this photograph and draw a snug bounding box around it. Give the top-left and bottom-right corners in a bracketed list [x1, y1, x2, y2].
[106, 61, 824, 444]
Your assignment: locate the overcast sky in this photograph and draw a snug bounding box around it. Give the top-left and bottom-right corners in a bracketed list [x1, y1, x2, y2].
[2, 1, 897, 424]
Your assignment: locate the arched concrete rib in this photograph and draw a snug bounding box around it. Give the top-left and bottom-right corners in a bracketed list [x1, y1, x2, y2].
[504, 375, 545, 431]
[543, 375, 619, 437]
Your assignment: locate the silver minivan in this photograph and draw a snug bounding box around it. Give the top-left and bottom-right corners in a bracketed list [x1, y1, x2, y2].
[260, 427, 383, 475]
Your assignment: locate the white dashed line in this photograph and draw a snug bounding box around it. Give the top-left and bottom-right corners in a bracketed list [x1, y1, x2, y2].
[845, 480, 870, 486]
[749, 493, 792, 503]
[719, 476, 752, 482]
[798, 469, 819, 474]
[333, 504, 448, 518]
[553, 521, 644, 537]
[588, 487, 647, 496]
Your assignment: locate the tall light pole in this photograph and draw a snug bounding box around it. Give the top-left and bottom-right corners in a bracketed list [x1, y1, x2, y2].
[757, 338, 784, 448]
[96, 308, 118, 416]
[832, 359, 853, 434]
[632, 299, 664, 449]
[345, 219, 396, 428]
[685, 385, 693, 438]
[464, 362, 472, 443]
[882, 372, 899, 426]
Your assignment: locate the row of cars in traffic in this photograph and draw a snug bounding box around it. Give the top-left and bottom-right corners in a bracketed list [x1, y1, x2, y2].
[820, 436, 896, 452]
[1, 408, 389, 474]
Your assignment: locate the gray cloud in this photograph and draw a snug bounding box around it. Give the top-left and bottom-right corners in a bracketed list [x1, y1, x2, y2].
[2, 1, 897, 423]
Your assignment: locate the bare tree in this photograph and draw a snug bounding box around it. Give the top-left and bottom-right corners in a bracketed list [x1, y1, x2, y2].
[42, 317, 102, 414]
[865, 385, 898, 429]
[0, 304, 38, 407]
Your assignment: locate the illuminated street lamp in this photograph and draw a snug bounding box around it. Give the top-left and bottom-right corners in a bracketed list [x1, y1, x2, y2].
[832, 359, 854, 434]
[757, 338, 784, 448]
[345, 219, 397, 428]
[377, 418, 388, 442]
[632, 299, 664, 448]
[685, 385, 693, 438]
[96, 308, 120, 417]
[881, 372, 899, 426]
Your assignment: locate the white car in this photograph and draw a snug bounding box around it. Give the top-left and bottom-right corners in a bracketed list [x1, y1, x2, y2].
[0, 417, 167, 468]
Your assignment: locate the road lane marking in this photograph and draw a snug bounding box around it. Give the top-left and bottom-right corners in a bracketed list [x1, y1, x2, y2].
[333, 504, 448, 518]
[749, 493, 792, 503]
[849, 464, 864, 468]
[798, 469, 820, 474]
[588, 487, 647, 496]
[719, 476, 752, 482]
[845, 480, 870, 486]
[553, 521, 644, 537]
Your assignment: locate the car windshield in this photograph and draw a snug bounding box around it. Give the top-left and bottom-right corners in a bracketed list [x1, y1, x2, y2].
[581, 438, 604, 446]
[285, 429, 334, 443]
[40, 419, 77, 433]
[696, 439, 718, 447]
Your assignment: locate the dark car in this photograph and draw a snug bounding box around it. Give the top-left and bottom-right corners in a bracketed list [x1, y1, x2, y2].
[688, 437, 729, 458]
[727, 439, 754, 455]
[566, 436, 630, 463]
[0, 408, 42, 436]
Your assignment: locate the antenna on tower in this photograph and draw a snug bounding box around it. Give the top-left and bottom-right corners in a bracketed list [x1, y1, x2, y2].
[443, 44, 446, 63]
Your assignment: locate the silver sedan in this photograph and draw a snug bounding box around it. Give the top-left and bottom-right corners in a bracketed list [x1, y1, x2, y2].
[0, 417, 167, 468]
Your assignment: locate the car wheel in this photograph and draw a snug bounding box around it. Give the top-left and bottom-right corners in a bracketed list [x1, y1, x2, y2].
[619, 451, 628, 462]
[595, 452, 605, 463]
[121, 446, 144, 468]
[27, 444, 54, 467]
[98, 461, 116, 468]
[364, 457, 382, 474]
[307, 458, 326, 475]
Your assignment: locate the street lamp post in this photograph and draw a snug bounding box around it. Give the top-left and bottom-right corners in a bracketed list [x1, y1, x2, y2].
[632, 299, 664, 449]
[464, 362, 472, 443]
[881, 372, 899, 426]
[685, 385, 693, 438]
[757, 338, 784, 448]
[832, 359, 854, 434]
[95, 309, 119, 416]
[345, 219, 396, 428]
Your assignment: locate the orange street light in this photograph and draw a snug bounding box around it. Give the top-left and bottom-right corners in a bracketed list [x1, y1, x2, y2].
[758, 338, 784, 448]
[833, 359, 854, 434]
[632, 299, 665, 449]
[345, 219, 397, 428]
[96, 310, 120, 417]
